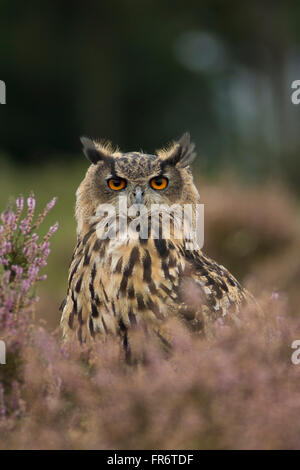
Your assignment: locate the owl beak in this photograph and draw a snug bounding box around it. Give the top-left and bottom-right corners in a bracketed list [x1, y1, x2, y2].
[133, 186, 144, 205]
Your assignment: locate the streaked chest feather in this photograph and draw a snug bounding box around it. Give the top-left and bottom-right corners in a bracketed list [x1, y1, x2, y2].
[61, 227, 253, 344]
[66, 233, 186, 339]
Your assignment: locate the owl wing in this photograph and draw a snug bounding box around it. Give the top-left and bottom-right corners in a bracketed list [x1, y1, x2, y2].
[173, 243, 258, 332]
[59, 237, 89, 342]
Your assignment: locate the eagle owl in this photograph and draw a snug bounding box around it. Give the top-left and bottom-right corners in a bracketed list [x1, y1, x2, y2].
[60, 133, 256, 350]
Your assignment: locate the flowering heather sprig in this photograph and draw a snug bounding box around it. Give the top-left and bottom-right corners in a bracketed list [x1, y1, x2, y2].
[15, 197, 24, 219]
[33, 197, 57, 230]
[0, 194, 58, 332]
[43, 223, 59, 243]
[26, 195, 35, 227]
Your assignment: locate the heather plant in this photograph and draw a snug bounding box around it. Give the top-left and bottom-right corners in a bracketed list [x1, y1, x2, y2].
[0, 195, 58, 414]
[1, 184, 300, 450]
[0, 295, 299, 450]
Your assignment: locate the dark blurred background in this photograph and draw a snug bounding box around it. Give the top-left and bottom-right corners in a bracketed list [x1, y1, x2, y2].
[1, 0, 300, 327]
[1, 0, 300, 185]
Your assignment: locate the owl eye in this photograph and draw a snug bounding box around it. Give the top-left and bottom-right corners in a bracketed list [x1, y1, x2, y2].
[150, 176, 168, 190]
[107, 177, 127, 191]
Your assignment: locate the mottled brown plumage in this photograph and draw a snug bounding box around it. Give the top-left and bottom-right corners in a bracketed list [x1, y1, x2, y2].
[60, 133, 257, 350]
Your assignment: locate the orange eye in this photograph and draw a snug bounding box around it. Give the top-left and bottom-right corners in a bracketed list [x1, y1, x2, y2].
[107, 177, 126, 191]
[150, 176, 168, 190]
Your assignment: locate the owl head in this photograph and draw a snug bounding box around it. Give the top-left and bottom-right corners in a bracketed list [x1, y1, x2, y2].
[76, 133, 200, 235]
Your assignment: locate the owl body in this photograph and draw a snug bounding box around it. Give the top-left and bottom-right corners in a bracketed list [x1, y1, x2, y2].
[60, 134, 256, 347]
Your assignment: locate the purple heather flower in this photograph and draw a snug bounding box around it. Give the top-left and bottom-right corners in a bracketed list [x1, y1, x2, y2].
[0, 241, 12, 256]
[27, 264, 39, 280]
[46, 197, 57, 213]
[16, 197, 24, 212]
[0, 193, 58, 337]
[3, 296, 14, 311]
[11, 265, 23, 279]
[0, 257, 9, 266]
[1, 212, 9, 224]
[43, 222, 59, 242]
[25, 194, 36, 230]
[33, 197, 57, 229]
[29, 233, 39, 243]
[20, 218, 30, 234]
[27, 195, 36, 212]
[23, 242, 38, 258]
[3, 211, 17, 231]
[15, 196, 24, 226]
[21, 278, 31, 292]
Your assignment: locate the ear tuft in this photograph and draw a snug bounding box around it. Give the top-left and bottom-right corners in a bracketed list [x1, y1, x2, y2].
[160, 132, 196, 168]
[80, 136, 108, 164]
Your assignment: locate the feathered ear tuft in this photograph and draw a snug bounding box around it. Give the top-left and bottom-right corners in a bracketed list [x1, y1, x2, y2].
[80, 136, 112, 164]
[159, 133, 196, 168]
